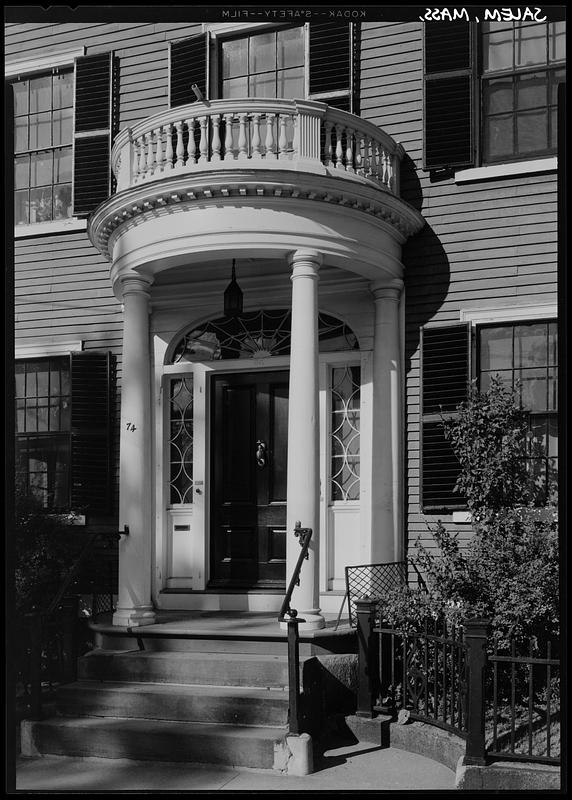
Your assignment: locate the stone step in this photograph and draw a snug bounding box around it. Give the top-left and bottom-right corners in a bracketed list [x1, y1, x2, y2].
[56, 680, 290, 726]
[21, 716, 290, 770]
[78, 649, 308, 688]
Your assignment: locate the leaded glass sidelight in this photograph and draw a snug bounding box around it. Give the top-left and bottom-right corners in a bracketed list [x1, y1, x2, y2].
[331, 365, 361, 502]
[170, 310, 358, 363]
[169, 375, 194, 504]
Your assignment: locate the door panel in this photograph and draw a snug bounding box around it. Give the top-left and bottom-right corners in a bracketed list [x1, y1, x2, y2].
[210, 371, 288, 588]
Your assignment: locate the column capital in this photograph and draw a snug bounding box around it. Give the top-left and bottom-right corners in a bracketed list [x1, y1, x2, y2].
[119, 273, 153, 300]
[370, 278, 403, 303]
[287, 248, 323, 272]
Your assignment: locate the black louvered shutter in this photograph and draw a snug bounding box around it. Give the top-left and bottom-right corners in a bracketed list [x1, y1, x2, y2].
[309, 22, 355, 112]
[70, 351, 112, 514]
[423, 24, 475, 171]
[170, 33, 209, 108]
[420, 323, 471, 512]
[73, 52, 115, 217]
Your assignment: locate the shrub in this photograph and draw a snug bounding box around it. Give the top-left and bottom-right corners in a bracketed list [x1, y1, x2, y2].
[384, 377, 559, 648]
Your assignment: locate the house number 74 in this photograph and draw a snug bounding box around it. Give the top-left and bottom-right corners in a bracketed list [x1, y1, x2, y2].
[126, 422, 137, 432]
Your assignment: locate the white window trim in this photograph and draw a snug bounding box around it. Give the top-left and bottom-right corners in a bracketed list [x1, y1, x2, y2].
[455, 157, 557, 184]
[203, 22, 291, 37]
[15, 341, 83, 359]
[9, 49, 86, 235]
[5, 47, 85, 78]
[460, 303, 557, 325]
[14, 218, 88, 238]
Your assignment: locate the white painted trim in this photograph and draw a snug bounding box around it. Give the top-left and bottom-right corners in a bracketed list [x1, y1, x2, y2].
[15, 219, 88, 238]
[455, 157, 557, 184]
[5, 47, 86, 78]
[15, 341, 83, 358]
[460, 303, 557, 325]
[204, 21, 292, 37]
[452, 512, 472, 524]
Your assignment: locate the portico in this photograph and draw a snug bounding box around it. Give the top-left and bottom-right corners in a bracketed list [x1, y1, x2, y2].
[87, 96, 424, 629]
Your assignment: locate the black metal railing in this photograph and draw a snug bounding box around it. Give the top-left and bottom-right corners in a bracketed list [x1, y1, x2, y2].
[355, 601, 560, 767]
[17, 528, 126, 719]
[278, 521, 313, 736]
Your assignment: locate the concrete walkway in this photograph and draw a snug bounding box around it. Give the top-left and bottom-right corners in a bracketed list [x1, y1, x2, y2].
[15, 737, 456, 792]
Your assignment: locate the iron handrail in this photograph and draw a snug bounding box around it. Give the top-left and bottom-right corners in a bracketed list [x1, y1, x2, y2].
[278, 522, 312, 623]
[278, 521, 312, 737]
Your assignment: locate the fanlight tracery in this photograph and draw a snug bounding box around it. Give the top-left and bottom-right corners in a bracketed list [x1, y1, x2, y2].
[170, 309, 358, 363]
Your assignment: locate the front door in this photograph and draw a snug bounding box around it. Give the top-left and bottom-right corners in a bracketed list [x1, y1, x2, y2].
[210, 370, 288, 589]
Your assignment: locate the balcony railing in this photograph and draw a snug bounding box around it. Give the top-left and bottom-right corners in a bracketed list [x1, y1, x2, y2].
[112, 98, 403, 197]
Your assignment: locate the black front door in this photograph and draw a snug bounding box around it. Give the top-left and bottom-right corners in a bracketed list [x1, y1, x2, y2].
[209, 370, 288, 589]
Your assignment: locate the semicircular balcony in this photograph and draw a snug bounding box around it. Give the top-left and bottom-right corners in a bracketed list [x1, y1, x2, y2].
[88, 98, 424, 289]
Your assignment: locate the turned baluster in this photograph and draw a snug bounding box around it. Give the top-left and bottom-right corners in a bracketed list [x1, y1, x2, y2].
[265, 113, 276, 159]
[224, 113, 234, 161]
[238, 113, 248, 159]
[198, 116, 208, 163]
[145, 131, 155, 176]
[175, 121, 185, 168]
[154, 127, 164, 172]
[346, 126, 355, 173]
[324, 121, 334, 167]
[335, 124, 344, 169]
[251, 113, 262, 158]
[278, 114, 288, 159]
[211, 114, 221, 161]
[135, 135, 145, 179]
[164, 122, 174, 170]
[186, 118, 196, 165]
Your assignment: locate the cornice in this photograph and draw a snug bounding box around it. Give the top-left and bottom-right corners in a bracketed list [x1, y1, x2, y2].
[88, 169, 425, 262]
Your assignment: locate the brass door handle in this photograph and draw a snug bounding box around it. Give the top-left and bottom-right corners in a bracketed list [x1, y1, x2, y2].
[256, 440, 267, 468]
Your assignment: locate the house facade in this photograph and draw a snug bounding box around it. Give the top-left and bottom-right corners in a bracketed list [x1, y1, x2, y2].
[7, 13, 564, 630]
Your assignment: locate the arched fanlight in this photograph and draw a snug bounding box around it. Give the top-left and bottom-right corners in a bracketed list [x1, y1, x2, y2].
[224, 259, 243, 318]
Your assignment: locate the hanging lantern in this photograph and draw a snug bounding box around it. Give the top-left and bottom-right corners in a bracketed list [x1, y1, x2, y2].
[224, 259, 243, 317]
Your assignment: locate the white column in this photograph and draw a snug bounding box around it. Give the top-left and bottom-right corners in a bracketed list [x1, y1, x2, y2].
[285, 249, 325, 630]
[370, 279, 404, 564]
[112, 275, 156, 627]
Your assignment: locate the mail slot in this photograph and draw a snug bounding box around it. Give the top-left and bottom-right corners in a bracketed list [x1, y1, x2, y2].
[173, 524, 190, 532]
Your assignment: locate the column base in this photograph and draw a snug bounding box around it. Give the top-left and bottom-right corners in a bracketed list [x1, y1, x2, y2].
[280, 613, 326, 631]
[112, 605, 156, 628]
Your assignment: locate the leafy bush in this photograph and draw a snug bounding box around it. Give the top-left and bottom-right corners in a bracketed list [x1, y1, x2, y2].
[384, 377, 559, 647]
[13, 490, 80, 614]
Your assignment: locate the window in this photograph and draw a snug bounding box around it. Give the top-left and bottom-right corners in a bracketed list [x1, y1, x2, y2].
[221, 27, 305, 99]
[16, 358, 71, 508]
[422, 21, 565, 171]
[478, 320, 558, 501]
[419, 320, 558, 512]
[9, 52, 115, 225]
[481, 21, 566, 163]
[15, 352, 113, 514]
[13, 70, 74, 225]
[330, 365, 361, 502]
[169, 22, 355, 111]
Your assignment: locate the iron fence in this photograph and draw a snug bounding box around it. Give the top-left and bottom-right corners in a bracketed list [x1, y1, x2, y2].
[344, 561, 408, 627]
[354, 599, 561, 767]
[486, 637, 560, 764]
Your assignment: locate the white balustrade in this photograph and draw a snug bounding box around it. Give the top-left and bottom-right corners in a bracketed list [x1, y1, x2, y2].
[111, 98, 402, 196]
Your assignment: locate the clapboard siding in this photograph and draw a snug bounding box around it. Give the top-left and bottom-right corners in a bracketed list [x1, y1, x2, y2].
[361, 20, 558, 555]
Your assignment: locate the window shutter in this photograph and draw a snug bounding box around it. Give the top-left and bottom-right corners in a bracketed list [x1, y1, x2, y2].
[309, 21, 354, 111]
[73, 52, 115, 217]
[423, 23, 475, 171]
[170, 33, 209, 108]
[70, 351, 113, 514]
[420, 323, 471, 511]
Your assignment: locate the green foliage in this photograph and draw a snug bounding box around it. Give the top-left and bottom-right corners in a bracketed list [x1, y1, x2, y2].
[14, 490, 79, 614]
[384, 377, 559, 647]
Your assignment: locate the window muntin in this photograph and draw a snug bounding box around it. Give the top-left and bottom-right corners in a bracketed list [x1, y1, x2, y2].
[170, 310, 358, 364]
[13, 69, 74, 225]
[221, 26, 305, 100]
[478, 320, 558, 502]
[169, 375, 194, 505]
[15, 358, 71, 509]
[481, 22, 565, 164]
[330, 365, 361, 502]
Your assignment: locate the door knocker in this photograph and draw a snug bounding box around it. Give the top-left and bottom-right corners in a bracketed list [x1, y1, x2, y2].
[256, 440, 267, 468]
